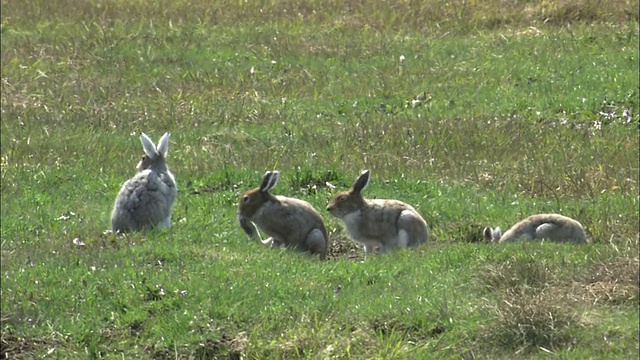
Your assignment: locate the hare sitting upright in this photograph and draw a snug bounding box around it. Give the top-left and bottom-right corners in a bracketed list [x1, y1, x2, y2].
[326, 170, 429, 256]
[483, 213, 587, 244]
[111, 132, 177, 233]
[238, 171, 329, 259]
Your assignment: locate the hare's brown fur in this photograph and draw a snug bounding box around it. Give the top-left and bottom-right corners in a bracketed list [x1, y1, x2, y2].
[327, 170, 428, 255]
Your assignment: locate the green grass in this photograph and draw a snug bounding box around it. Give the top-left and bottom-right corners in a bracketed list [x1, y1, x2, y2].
[2, 0, 639, 358]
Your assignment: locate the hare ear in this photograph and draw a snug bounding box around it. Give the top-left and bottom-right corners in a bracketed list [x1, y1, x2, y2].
[140, 133, 158, 159]
[259, 171, 272, 192]
[493, 227, 502, 241]
[483, 227, 494, 242]
[259, 171, 279, 192]
[267, 171, 281, 190]
[483, 227, 501, 242]
[352, 169, 371, 194]
[156, 132, 171, 157]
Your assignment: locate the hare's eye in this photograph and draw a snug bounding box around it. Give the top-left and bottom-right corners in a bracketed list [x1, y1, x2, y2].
[339, 196, 347, 202]
[243, 195, 249, 203]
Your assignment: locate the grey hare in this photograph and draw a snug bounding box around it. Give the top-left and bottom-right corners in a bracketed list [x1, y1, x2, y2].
[111, 132, 177, 233]
[483, 213, 587, 244]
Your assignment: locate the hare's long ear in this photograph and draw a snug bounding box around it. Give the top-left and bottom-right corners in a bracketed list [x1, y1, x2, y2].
[140, 133, 158, 159]
[483, 227, 494, 242]
[259, 171, 272, 192]
[265, 171, 280, 192]
[352, 169, 371, 194]
[259, 171, 280, 192]
[483, 226, 501, 242]
[493, 227, 502, 241]
[157, 132, 171, 157]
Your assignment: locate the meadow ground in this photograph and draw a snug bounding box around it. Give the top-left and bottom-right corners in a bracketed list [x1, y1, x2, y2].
[1, 0, 639, 358]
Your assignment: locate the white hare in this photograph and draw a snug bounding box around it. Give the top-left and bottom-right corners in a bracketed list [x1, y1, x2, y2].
[326, 170, 429, 255]
[483, 213, 587, 244]
[111, 132, 177, 233]
[238, 171, 329, 259]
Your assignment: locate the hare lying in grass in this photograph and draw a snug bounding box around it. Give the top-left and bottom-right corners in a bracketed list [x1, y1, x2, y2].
[238, 171, 328, 259]
[327, 169, 429, 255]
[483, 213, 587, 244]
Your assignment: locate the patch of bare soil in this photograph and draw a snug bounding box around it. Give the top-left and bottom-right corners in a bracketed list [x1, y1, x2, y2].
[1, 332, 57, 359]
[326, 235, 363, 261]
[324, 232, 447, 261]
[444, 222, 491, 243]
[149, 332, 246, 360]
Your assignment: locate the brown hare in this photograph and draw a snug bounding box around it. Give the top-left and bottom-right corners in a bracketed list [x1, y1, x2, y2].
[327, 170, 429, 256]
[238, 171, 328, 259]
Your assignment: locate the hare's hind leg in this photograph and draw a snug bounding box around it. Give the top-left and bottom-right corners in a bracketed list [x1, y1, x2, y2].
[305, 228, 327, 259]
[570, 226, 587, 243]
[534, 222, 560, 240]
[159, 215, 172, 230]
[397, 210, 428, 246]
[363, 245, 375, 257]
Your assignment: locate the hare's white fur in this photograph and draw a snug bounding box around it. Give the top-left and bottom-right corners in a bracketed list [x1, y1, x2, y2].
[238, 171, 328, 258]
[483, 213, 586, 244]
[327, 170, 428, 256]
[111, 132, 177, 233]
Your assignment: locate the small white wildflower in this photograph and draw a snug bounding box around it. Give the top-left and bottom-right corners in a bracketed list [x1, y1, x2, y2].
[399, 55, 405, 62]
[594, 120, 602, 130]
[250, 66, 255, 74]
[599, 111, 614, 122]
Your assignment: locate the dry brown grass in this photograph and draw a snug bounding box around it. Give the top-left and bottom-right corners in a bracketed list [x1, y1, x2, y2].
[483, 287, 580, 353]
[568, 255, 640, 305]
[478, 252, 639, 353]
[480, 255, 553, 291]
[3, 0, 637, 32]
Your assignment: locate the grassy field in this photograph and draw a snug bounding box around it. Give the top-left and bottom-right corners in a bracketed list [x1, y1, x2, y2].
[1, 0, 639, 358]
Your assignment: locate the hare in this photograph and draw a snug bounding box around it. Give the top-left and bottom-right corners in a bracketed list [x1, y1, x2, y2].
[483, 213, 587, 244]
[238, 171, 328, 259]
[326, 170, 429, 255]
[111, 132, 177, 233]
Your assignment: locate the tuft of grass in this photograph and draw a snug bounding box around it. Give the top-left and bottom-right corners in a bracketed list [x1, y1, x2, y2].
[570, 255, 640, 306]
[476, 244, 639, 356]
[483, 287, 580, 354]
